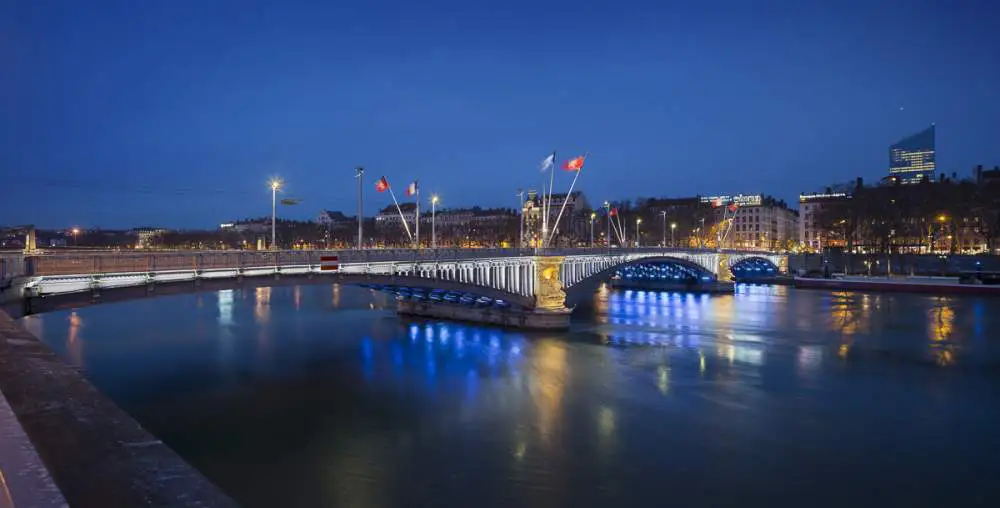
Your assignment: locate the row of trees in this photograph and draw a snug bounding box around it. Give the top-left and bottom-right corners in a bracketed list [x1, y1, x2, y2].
[816, 176, 1000, 254]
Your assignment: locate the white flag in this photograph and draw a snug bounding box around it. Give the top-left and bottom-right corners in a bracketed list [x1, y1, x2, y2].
[540, 151, 555, 172]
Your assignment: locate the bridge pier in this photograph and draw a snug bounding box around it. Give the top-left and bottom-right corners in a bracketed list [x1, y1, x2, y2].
[395, 255, 572, 330]
[717, 253, 734, 282]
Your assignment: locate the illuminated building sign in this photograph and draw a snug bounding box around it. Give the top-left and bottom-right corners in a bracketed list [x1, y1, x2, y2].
[799, 193, 848, 202]
[700, 194, 762, 207]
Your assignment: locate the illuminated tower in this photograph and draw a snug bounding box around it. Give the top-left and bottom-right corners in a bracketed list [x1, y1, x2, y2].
[889, 125, 935, 184]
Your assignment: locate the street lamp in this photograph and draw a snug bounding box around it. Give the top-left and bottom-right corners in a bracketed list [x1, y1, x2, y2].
[636, 218, 642, 247]
[431, 195, 439, 249]
[699, 217, 706, 248]
[603, 201, 611, 250]
[71, 227, 80, 247]
[269, 178, 282, 250]
[660, 211, 667, 247]
[590, 212, 596, 248]
[671, 222, 677, 248]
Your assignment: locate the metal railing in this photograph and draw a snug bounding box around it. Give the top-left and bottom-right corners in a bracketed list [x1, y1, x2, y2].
[20, 247, 768, 277]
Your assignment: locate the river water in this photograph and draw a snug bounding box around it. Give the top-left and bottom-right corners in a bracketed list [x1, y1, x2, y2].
[19, 284, 1000, 507]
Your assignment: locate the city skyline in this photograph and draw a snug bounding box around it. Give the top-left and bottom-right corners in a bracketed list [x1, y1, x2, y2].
[3, 1, 1000, 228]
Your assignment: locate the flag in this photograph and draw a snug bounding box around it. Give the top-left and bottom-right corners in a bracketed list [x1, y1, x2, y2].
[563, 156, 585, 171]
[711, 198, 722, 208]
[540, 152, 555, 172]
[405, 181, 418, 196]
[280, 198, 301, 205]
[375, 177, 389, 192]
[609, 207, 618, 217]
[728, 203, 738, 212]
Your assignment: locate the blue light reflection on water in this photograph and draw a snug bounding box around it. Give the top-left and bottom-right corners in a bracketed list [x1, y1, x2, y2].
[17, 283, 1000, 507]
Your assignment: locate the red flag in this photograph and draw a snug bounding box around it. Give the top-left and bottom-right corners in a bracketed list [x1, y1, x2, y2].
[405, 181, 418, 196]
[728, 203, 738, 212]
[375, 177, 389, 192]
[609, 207, 618, 217]
[563, 156, 585, 171]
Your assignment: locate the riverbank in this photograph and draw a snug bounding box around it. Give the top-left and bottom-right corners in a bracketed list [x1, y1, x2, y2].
[0, 309, 236, 507]
[794, 275, 1000, 295]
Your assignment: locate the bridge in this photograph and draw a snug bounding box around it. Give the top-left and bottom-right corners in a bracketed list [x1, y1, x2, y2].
[2, 248, 786, 328]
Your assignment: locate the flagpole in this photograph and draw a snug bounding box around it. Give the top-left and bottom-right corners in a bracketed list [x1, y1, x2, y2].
[540, 180, 548, 247]
[609, 210, 623, 246]
[415, 183, 420, 248]
[615, 205, 625, 247]
[387, 185, 413, 242]
[545, 163, 584, 248]
[516, 189, 525, 249]
[545, 151, 556, 244]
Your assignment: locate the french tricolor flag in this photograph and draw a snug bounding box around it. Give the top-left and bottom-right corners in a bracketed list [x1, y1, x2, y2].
[405, 181, 418, 196]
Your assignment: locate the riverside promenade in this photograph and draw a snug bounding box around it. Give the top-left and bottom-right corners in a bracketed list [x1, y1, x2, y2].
[0, 309, 236, 507]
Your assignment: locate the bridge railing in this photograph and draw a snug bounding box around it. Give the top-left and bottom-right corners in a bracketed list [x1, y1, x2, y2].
[22, 249, 538, 277]
[20, 246, 775, 277]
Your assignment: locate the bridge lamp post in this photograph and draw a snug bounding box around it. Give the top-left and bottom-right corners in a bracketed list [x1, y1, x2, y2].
[431, 195, 439, 249]
[603, 201, 611, 251]
[660, 211, 667, 247]
[635, 218, 642, 247]
[590, 212, 596, 248]
[671, 222, 677, 248]
[71, 227, 80, 247]
[269, 178, 282, 250]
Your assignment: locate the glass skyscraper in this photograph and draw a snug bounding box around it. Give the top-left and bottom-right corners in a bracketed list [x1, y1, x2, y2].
[889, 125, 935, 184]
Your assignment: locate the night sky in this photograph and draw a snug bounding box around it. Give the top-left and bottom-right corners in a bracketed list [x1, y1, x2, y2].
[2, 0, 998, 229]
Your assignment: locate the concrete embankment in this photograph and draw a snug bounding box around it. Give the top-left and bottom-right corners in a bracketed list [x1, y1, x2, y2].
[0, 309, 236, 507]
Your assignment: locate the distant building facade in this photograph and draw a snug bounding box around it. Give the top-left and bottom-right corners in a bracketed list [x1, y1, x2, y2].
[889, 125, 936, 184]
[798, 192, 851, 251]
[723, 195, 798, 250]
[316, 210, 355, 230]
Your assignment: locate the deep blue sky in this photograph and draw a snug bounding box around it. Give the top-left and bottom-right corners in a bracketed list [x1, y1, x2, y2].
[2, 0, 998, 229]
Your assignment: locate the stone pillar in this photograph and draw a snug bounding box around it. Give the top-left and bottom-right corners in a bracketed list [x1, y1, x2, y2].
[24, 228, 37, 253]
[776, 255, 789, 274]
[717, 253, 734, 282]
[533, 256, 567, 310]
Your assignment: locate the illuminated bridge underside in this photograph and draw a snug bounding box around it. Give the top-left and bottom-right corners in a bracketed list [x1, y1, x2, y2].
[8, 249, 786, 314]
[730, 257, 780, 278]
[559, 252, 784, 289]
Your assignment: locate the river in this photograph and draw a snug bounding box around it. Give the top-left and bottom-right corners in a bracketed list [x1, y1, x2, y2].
[19, 284, 1000, 507]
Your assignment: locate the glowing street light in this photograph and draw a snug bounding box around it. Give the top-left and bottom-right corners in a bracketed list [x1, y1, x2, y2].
[671, 222, 677, 248]
[636, 217, 642, 247]
[71, 227, 80, 247]
[659, 211, 668, 247]
[269, 178, 283, 250]
[431, 195, 439, 249]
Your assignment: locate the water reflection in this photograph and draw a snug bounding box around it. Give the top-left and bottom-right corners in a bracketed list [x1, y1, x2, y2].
[928, 297, 957, 366]
[254, 287, 271, 324]
[218, 289, 234, 326]
[17, 284, 1000, 507]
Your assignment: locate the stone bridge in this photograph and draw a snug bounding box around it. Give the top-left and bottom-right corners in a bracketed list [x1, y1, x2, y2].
[1, 248, 787, 328]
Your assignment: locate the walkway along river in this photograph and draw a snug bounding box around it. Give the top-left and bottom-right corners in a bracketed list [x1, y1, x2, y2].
[17, 283, 1000, 507]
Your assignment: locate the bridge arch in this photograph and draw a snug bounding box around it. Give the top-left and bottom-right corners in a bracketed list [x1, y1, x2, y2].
[729, 256, 780, 279]
[560, 254, 719, 299]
